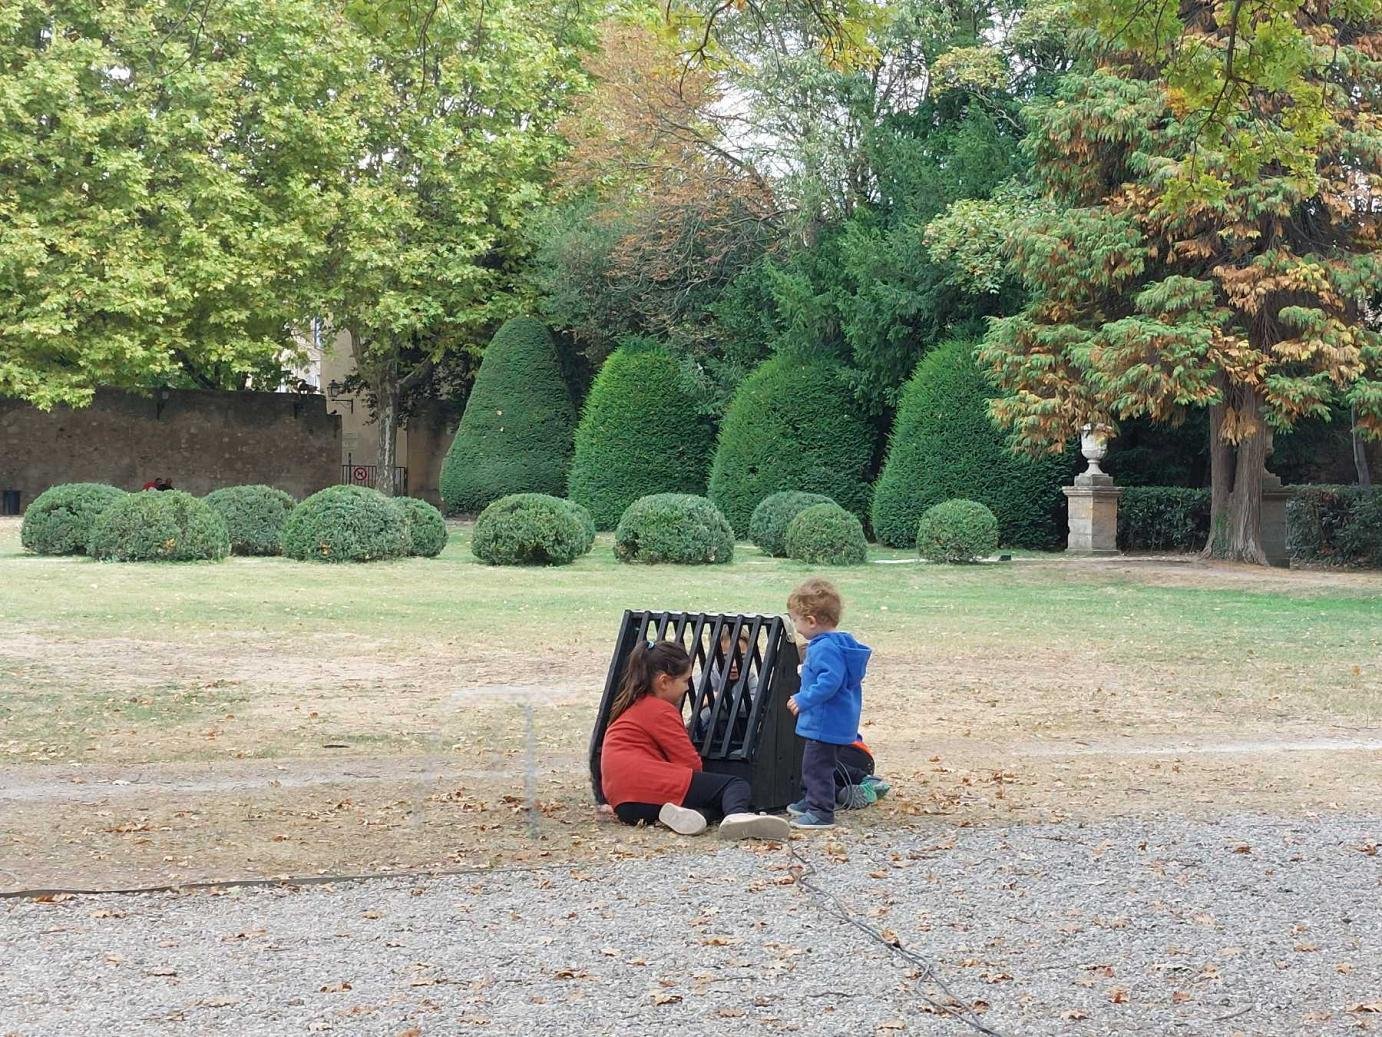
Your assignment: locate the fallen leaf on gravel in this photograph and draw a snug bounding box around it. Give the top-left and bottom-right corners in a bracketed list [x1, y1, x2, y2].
[701, 936, 739, 946]
[32, 893, 72, 904]
[1336, 963, 1354, 974]
[396, 1028, 422, 1037]
[1107, 988, 1129, 1004]
[1062, 1009, 1088, 1021]
[1357, 842, 1378, 856]
[1231, 843, 1252, 854]
[599, 947, 618, 957]
[1172, 991, 1191, 1005]
[554, 968, 588, 980]
[876, 1020, 905, 1031]
[362, 911, 381, 920]
[1350, 1003, 1382, 1014]
[651, 992, 682, 1006]
[320, 982, 352, 993]
[869, 871, 889, 879]
[717, 1008, 746, 1018]
[1295, 942, 1320, 952]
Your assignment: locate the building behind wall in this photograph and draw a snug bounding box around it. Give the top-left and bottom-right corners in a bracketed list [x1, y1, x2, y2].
[294, 326, 458, 507]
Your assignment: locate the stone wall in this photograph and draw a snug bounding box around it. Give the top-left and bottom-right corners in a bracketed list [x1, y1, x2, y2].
[0, 389, 340, 511]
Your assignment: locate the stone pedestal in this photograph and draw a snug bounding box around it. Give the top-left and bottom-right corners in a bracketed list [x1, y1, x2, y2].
[1063, 473, 1122, 555]
[1261, 472, 1293, 568]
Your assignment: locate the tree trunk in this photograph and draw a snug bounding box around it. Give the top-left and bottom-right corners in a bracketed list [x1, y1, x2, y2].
[375, 377, 400, 497]
[1217, 389, 1269, 564]
[1202, 386, 1235, 558]
[1352, 405, 1373, 488]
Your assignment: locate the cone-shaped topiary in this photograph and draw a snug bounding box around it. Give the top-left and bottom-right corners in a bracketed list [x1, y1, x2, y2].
[392, 497, 449, 558]
[88, 490, 230, 562]
[440, 317, 577, 514]
[614, 493, 735, 565]
[471, 493, 592, 566]
[281, 485, 410, 563]
[204, 485, 296, 556]
[20, 483, 125, 555]
[749, 491, 836, 557]
[785, 502, 869, 565]
[872, 339, 1073, 550]
[708, 354, 874, 536]
[568, 341, 717, 529]
[917, 499, 999, 563]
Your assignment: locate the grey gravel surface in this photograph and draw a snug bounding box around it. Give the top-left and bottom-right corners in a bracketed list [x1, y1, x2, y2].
[3, 814, 1379, 1036]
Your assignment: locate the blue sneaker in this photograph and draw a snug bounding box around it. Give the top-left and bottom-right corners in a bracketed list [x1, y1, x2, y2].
[786, 798, 809, 816]
[789, 810, 835, 830]
[862, 775, 891, 800]
[836, 783, 877, 810]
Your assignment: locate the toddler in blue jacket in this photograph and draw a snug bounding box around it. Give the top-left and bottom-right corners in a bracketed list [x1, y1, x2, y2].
[785, 578, 871, 830]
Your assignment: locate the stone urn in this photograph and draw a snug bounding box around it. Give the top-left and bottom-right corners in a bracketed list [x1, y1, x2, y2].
[1079, 423, 1113, 480]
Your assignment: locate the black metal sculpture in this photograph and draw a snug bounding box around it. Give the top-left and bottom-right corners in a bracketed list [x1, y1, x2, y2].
[589, 610, 803, 812]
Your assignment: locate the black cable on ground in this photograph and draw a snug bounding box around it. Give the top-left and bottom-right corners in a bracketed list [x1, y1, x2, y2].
[787, 844, 1007, 1037]
[0, 860, 566, 900]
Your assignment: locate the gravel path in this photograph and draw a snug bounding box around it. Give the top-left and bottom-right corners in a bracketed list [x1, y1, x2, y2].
[4, 814, 1379, 1036]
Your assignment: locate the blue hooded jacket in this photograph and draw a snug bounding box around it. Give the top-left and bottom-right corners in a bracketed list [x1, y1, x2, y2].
[791, 630, 871, 745]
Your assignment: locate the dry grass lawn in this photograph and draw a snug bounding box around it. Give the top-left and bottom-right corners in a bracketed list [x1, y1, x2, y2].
[1, 516, 1378, 889]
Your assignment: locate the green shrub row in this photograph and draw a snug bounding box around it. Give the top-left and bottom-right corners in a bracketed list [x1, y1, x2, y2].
[1117, 487, 1211, 552]
[1288, 485, 1382, 568]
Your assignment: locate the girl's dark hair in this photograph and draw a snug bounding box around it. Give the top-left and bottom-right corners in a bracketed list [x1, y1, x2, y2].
[609, 640, 691, 722]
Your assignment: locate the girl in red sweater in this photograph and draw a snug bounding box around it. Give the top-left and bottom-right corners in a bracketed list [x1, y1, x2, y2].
[600, 640, 789, 841]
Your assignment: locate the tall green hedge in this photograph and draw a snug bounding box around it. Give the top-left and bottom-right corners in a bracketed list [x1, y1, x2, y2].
[872, 339, 1073, 549]
[439, 317, 577, 514]
[707, 355, 875, 536]
[568, 341, 716, 529]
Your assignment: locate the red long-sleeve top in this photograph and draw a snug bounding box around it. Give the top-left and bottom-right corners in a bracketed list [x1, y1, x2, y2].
[600, 694, 703, 808]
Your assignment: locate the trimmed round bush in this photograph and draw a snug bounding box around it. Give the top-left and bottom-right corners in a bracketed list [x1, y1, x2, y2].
[392, 497, 448, 558]
[440, 317, 577, 514]
[708, 355, 875, 536]
[917, 499, 999, 564]
[613, 493, 734, 565]
[749, 491, 835, 557]
[872, 338, 1074, 550]
[281, 485, 409, 563]
[88, 490, 230, 562]
[568, 341, 717, 529]
[785, 502, 868, 566]
[20, 482, 126, 555]
[471, 493, 592, 566]
[204, 485, 296, 556]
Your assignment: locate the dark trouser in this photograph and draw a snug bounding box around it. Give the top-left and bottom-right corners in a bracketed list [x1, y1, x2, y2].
[835, 744, 875, 791]
[802, 739, 840, 822]
[614, 771, 751, 826]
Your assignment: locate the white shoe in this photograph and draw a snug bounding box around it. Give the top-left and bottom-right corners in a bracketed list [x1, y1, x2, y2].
[718, 812, 791, 841]
[658, 803, 708, 836]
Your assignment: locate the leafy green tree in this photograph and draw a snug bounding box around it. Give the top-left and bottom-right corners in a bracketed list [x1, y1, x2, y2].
[439, 318, 577, 514]
[0, 0, 365, 407]
[708, 354, 875, 534]
[930, 2, 1382, 562]
[568, 340, 717, 528]
[322, 0, 594, 493]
